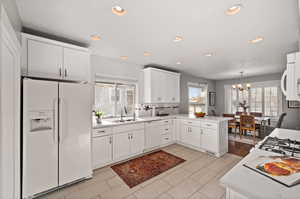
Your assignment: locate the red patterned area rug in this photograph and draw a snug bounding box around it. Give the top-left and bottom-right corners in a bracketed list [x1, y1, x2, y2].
[111, 150, 185, 188]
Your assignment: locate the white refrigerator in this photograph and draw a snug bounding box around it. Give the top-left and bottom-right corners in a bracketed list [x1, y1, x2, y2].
[22, 79, 92, 198]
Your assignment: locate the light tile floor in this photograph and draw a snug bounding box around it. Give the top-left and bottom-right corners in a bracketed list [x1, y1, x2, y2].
[40, 144, 242, 199]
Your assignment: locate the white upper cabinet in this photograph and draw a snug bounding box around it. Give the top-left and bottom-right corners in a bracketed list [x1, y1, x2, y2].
[144, 68, 180, 103]
[27, 39, 63, 78]
[63, 48, 90, 81]
[22, 33, 90, 81]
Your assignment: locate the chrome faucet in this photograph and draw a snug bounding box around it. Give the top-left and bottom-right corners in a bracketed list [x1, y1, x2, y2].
[120, 106, 127, 122]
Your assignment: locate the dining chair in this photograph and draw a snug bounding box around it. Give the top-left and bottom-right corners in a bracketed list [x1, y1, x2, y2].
[250, 112, 263, 132]
[240, 115, 256, 142]
[275, 113, 287, 128]
[223, 113, 238, 137]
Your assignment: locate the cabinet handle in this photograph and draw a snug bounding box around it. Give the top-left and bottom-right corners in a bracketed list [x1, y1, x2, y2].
[109, 136, 112, 144]
[165, 129, 169, 131]
[96, 130, 105, 134]
[59, 68, 62, 77]
[164, 121, 169, 123]
[65, 69, 68, 77]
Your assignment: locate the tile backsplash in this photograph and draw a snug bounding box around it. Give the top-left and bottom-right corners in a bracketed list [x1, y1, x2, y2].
[137, 103, 180, 117]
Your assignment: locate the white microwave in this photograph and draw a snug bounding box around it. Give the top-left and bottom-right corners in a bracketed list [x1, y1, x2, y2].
[281, 52, 300, 101]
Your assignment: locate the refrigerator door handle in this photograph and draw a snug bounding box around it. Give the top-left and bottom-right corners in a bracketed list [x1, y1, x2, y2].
[59, 97, 68, 143]
[53, 98, 58, 143]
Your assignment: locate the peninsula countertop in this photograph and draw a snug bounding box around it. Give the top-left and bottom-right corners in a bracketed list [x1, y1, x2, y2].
[220, 128, 300, 199]
[93, 114, 231, 129]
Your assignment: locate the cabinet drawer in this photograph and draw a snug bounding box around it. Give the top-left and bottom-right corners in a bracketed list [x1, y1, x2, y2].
[92, 127, 113, 137]
[161, 119, 173, 125]
[162, 125, 172, 135]
[202, 121, 217, 130]
[161, 134, 172, 144]
[113, 123, 144, 133]
[181, 120, 201, 127]
[145, 119, 173, 127]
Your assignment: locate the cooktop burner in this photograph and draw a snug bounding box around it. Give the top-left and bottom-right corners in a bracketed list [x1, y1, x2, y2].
[259, 137, 300, 158]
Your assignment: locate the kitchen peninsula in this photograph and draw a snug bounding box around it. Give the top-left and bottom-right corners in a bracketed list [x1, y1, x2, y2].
[92, 115, 230, 169]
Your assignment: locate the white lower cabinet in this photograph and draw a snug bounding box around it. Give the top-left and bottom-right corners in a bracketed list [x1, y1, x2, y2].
[145, 122, 163, 149]
[113, 129, 145, 161]
[92, 135, 112, 169]
[145, 120, 173, 150]
[201, 128, 218, 153]
[130, 130, 145, 155]
[113, 132, 131, 160]
[181, 124, 201, 148]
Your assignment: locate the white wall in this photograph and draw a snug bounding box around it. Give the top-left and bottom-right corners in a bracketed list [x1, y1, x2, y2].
[0, 0, 22, 39]
[0, 5, 21, 199]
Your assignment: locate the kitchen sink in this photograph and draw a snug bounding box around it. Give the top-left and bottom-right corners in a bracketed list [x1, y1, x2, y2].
[111, 118, 143, 123]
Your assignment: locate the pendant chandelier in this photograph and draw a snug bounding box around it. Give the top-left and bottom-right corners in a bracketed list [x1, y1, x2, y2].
[232, 71, 251, 91]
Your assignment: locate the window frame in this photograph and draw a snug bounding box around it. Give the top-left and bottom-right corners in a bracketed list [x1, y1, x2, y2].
[224, 80, 282, 118]
[188, 82, 208, 114]
[94, 79, 138, 118]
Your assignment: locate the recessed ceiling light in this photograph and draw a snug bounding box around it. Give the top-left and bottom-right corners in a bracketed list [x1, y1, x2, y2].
[225, 4, 242, 16]
[120, 56, 128, 60]
[90, 35, 101, 41]
[176, 61, 181, 65]
[174, 36, 183, 42]
[144, 52, 151, 56]
[204, 53, 213, 57]
[112, 6, 127, 16]
[249, 36, 264, 44]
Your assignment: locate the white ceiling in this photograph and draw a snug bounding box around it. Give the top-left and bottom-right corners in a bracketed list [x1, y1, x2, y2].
[16, 0, 299, 80]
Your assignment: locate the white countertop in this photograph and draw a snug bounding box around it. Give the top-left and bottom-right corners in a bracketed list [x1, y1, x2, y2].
[220, 128, 300, 199]
[93, 114, 231, 129]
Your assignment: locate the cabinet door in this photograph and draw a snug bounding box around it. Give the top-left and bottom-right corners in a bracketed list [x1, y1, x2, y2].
[113, 132, 130, 160]
[151, 70, 165, 103]
[201, 128, 218, 153]
[130, 130, 145, 155]
[92, 136, 112, 169]
[163, 73, 180, 103]
[63, 48, 90, 81]
[189, 126, 201, 148]
[59, 83, 92, 185]
[180, 125, 190, 144]
[164, 73, 174, 102]
[27, 39, 63, 78]
[145, 125, 162, 149]
[173, 75, 180, 103]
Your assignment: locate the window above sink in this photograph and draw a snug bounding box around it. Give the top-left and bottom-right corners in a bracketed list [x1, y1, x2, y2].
[94, 81, 137, 118]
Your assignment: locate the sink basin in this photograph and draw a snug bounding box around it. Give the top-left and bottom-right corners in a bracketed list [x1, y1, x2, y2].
[111, 118, 143, 123]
